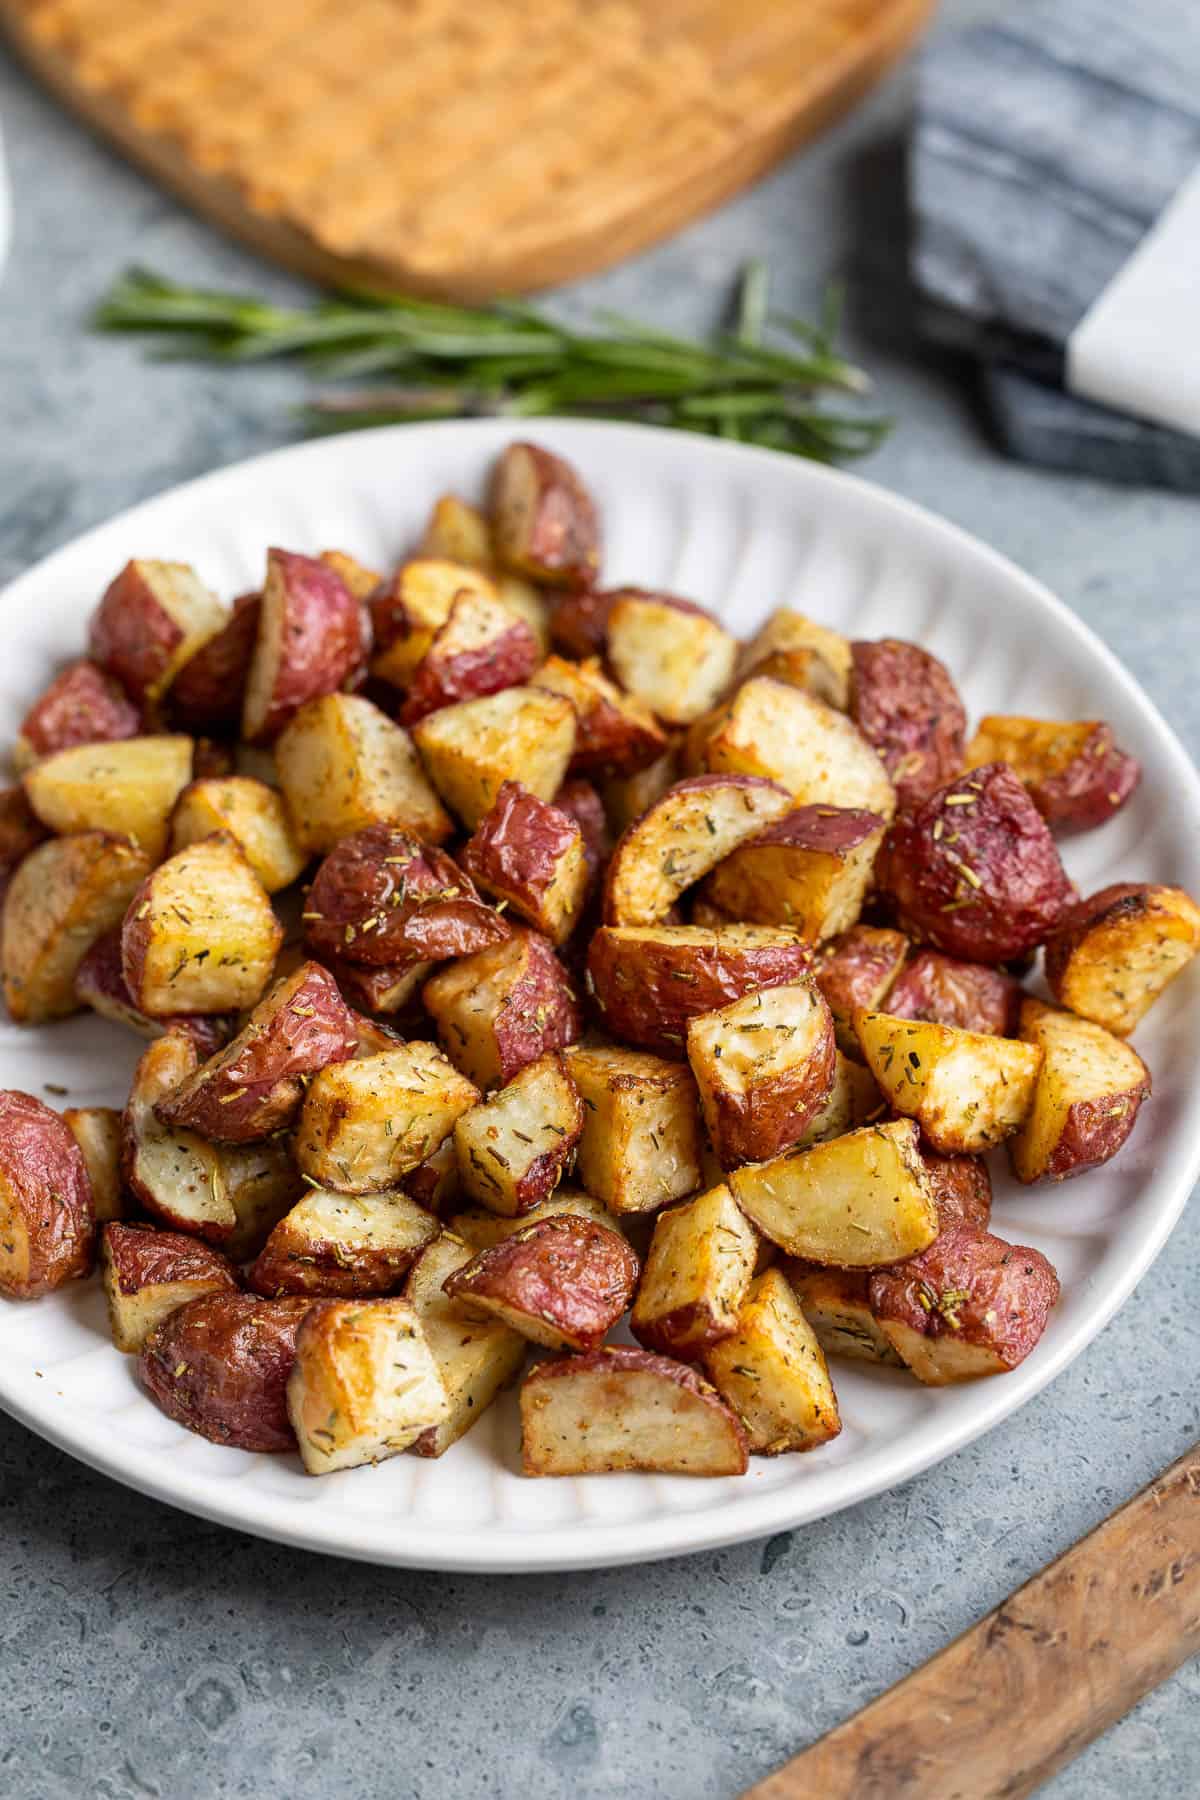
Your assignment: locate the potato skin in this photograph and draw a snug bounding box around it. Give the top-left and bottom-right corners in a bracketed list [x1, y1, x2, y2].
[588, 924, 813, 1056]
[531, 655, 667, 779]
[139, 1292, 313, 1451]
[489, 442, 600, 585]
[396, 594, 540, 727]
[921, 1148, 992, 1230]
[876, 763, 1075, 962]
[444, 1214, 639, 1351]
[868, 1225, 1059, 1378]
[105, 1221, 238, 1295]
[849, 639, 966, 809]
[687, 981, 837, 1168]
[304, 825, 509, 969]
[460, 780, 588, 944]
[1009, 997, 1151, 1184]
[886, 950, 1022, 1036]
[74, 929, 235, 1056]
[552, 778, 609, 872]
[17, 659, 142, 763]
[169, 594, 260, 732]
[89, 559, 224, 710]
[1043, 882, 1200, 1035]
[424, 930, 582, 1089]
[813, 925, 908, 1052]
[965, 716, 1141, 832]
[0, 1090, 96, 1297]
[243, 550, 372, 744]
[549, 586, 617, 659]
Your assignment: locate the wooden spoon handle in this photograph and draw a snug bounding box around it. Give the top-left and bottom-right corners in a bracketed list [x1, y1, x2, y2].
[742, 1442, 1200, 1800]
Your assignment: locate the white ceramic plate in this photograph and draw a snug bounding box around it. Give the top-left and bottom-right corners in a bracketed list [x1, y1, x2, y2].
[1, 420, 1197, 1572]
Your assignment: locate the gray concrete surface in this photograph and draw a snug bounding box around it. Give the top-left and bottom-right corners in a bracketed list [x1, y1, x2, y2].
[1, 3, 1197, 1794]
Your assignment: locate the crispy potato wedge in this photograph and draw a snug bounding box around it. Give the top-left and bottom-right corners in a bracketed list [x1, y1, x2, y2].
[89, 558, 226, 713]
[15, 657, 141, 768]
[369, 559, 497, 687]
[703, 1268, 841, 1455]
[1009, 997, 1150, 1184]
[242, 549, 371, 744]
[413, 685, 577, 830]
[0, 1089, 95, 1297]
[170, 776, 306, 894]
[140, 1292, 313, 1450]
[398, 587, 540, 726]
[885, 950, 1022, 1036]
[287, 1298, 448, 1473]
[702, 804, 886, 939]
[23, 734, 193, 860]
[460, 781, 590, 945]
[603, 774, 792, 928]
[849, 639, 967, 809]
[489, 441, 600, 585]
[691, 677, 896, 819]
[169, 592, 261, 734]
[3, 831, 150, 1024]
[854, 1010, 1042, 1153]
[74, 929, 234, 1054]
[448, 1187, 623, 1252]
[102, 1222, 239, 1353]
[531, 654, 667, 778]
[63, 1104, 127, 1223]
[869, 1225, 1060, 1384]
[122, 833, 283, 1016]
[303, 825, 508, 969]
[423, 930, 581, 1089]
[606, 591, 738, 726]
[1044, 882, 1200, 1037]
[965, 715, 1141, 831]
[276, 692, 452, 854]
[786, 1263, 903, 1366]
[443, 1213, 638, 1351]
[813, 925, 909, 1056]
[630, 1183, 759, 1359]
[567, 1043, 703, 1214]
[687, 981, 836, 1167]
[296, 1042, 479, 1194]
[736, 609, 852, 710]
[248, 1186, 440, 1298]
[454, 1052, 584, 1216]
[403, 1233, 527, 1456]
[729, 1118, 939, 1266]
[122, 1035, 236, 1241]
[521, 1346, 748, 1476]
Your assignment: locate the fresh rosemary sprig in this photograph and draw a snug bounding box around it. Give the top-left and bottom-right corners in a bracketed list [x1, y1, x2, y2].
[93, 263, 891, 463]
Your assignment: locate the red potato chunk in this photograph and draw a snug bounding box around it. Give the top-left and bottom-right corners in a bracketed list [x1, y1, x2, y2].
[703, 1268, 842, 1456]
[248, 1187, 440, 1298]
[169, 776, 307, 895]
[630, 1183, 759, 1360]
[323, 957, 431, 1018]
[567, 1043, 703, 1215]
[737, 609, 852, 710]
[549, 586, 618, 660]
[317, 549, 384, 603]
[489, 441, 601, 586]
[22, 734, 194, 861]
[551, 778, 610, 872]
[139, 1292, 313, 1451]
[102, 1222, 239, 1353]
[169, 592, 260, 733]
[444, 1213, 639, 1351]
[74, 929, 235, 1056]
[0, 785, 48, 891]
[687, 980, 837, 1168]
[400, 1138, 462, 1217]
[921, 1147, 993, 1231]
[242, 549, 372, 744]
[869, 1225, 1060, 1384]
[3, 831, 151, 1025]
[702, 804, 887, 939]
[1009, 997, 1151, 1184]
[965, 715, 1141, 832]
[454, 1051, 584, 1216]
[423, 930, 581, 1090]
[849, 638, 967, 809]
[419, 494, 493, 568]
[403, 1233, 527, 1458]
[886, 950, 1023, 1036]
[876, 762, 1076, 962]
[854, 1011, 1042, 1153]
[397, 588, 540, 726]
[689, 676, 896, 820]
[122, 1035, 236, 1241]
[603, 774, 792, 928]
[587, 923, 812, 1057]
[813, 924, 909, 1055]
[602, 743, 682, 838]
[304, 825, 510, 969]
[15, 658, 142, 768]
[63, 1106, 127, 1224]
[295, 1042, 480, 1195]
[154, 962, 360, 1142]
[286, 1298, 449, 1473]
[369, 559, 498, 688]
[1043, 881, 1200, 1037]
[531, 655, 668, 779]
[606, 590, 738, 726]
[121, 833, 283, 1016]
[89, 558, 227, 712]
[460, 781, 590, 946]
[412, 684, 577, 830]
[275, 692, 452, 853]
[0, 1090, 95, 1298]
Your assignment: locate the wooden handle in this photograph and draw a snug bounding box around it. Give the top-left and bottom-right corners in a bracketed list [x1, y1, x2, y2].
[742, 1442, 1200, 1800]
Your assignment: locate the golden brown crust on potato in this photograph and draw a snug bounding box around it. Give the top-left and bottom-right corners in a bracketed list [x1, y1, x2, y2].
[89, 558, 226, 712]
[370, 559, 497, 687]
[603, 774, 792, 928]
[140, 1291, 313, 1450]
[23, 734, 194, 860]
[1009, 996, 1150, 1184]
[304, 825, 508, 969]
[287, 1298, 448, 1472]
[849, 638, 967, 810]
[295, 1041, 480, 1194]
[443, 1213, 638, 1351]
[276, 692, 452, 853]
[785, 1262, 904, 1366]
[0, 1089, 95, 1298]
[701, 803, 886, 939]
[687, 980, 837, 1167]
[736, 610, 852, 710]
[170, 776, 306, 894]
[489, 442, 600, 586]
[606, 591, 738, 726]
[1043, 882, 1200, 1036]
[248, 1187, 440, 1298]
[121, 833, 283, 1016]
[854, 1010, 1042, 1153]
[630, 1184, 759, 1359]
[813, 925, 909, 1055]
[102, 1221, 239, 1353]
[3, 832, 151, 1024]
[460, 781, 590, 946]
[703, 1268, 841, 1455]
[397, 588, 540, 727]
[454, 1051, 584, 1216]
[567, 1043, 703, 1214]
[423, 930, 581, 1090]
[413, 685, 577, 830]
[965, 715, 1141, 832]
[690, 677, 896, 820]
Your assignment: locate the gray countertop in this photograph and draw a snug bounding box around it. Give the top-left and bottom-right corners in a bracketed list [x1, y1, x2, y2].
[1, 4, 1198, 1795]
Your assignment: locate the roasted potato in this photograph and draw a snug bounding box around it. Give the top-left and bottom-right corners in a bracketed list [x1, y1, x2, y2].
[0, 784, 47, 893]
[122, 1035, 235, 1240]
[965, 715, 1141, 831]
[869, 1225, 1060, 1384]
[453, 1052, 583, 1216]
[276, 692, 452, 854]
[400, 1136, 462, 1217]
[520, 1346, 748, 1477]
[854, 1010, 1042, 1153]
[169, 592, 261, 734]
[530, 655, 667, 778]
[489, 441, 600, 585]
[729, 1118, 939, 1266]
[423, 930, 581, 1090]
[139, 1291, 313, 1450]
[885, 949, 1022, 1037]
[397, 587, 540, 726]
[1043, 881, 1200, 1036]
[736, 609, 852, 710]
[412, 685, 577, 829]
[792, 1050, 885, 1149]
[922, 1147, 993, 1230]
[169, 776, 307, 894]
[848, 639, 967, 810]
[813, 925, 909, 1055]
[567, 1042, 703, 1214]
[318, 548, 384, 602]
[420, 494, 493, 568]
[552, 778, 609, 873]
[786, 1264, 903, 1366]
[63, 1105, 127, 1223]
[403, 1232, 527, 1456]
[287, 1298, 448, 1473]
[549, 585, 617, 660]
[102, 1222, 239, 1353]
[630, 1183, 759, 1359]
[603, 774, 792, 928]
[121, 833, 283, 1016]
[89, 558, 226, 713]
[1009, 997, 1150, 1184]
[703, 1268, 841, 1455]
[0, 1089, 95, 1297]
[601, 743, 681, 837]
[876, 762, 1075, 962]
[23, 733, 194, 859]
[687, 980, 836, 1167]
[242, 548, 371, 744]
[690, 676, 896, 820]
[248, 1186, 440, 1298]
[702, 804, 887, 939]
[587, 922, 812, 1056]
[447, 1186, 623, 1252]
[295, 1041, 479, 1194]
[220, 1139, 305, 1262]
[325, 957, 431, 1018]
[3, 831, 150, 1024]
[606, 590, 738, 726]
[369, 559, 498, 688]
[154, 961, 359, 1142]
[443, 1213, 638, 1351]
[74, 929, 235, 1054]
[303, 825, 508, 968]
[460, 781, 590, 945]
[15, 657, 141, 768]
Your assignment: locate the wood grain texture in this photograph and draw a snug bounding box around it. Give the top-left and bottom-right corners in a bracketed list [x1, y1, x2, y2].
[0, 0, 933, 298]
[742, 1441, 1200, 1800]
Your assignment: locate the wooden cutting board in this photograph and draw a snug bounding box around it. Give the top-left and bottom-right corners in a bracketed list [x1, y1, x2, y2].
[0, 0, 933, 298]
